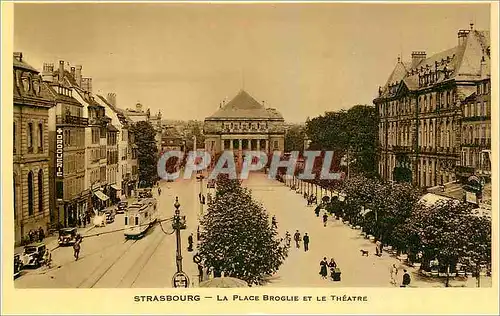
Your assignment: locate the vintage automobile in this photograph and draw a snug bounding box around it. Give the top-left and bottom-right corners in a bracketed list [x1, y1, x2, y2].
[14, 253, 23, 278]
[21, 243, 46, 268]
[116, 201, 128, 214]
[58, 227, 78, 246]
[106, 211, 115, 224]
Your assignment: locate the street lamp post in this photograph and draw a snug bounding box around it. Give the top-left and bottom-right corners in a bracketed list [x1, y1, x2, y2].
[173, 197, 185, 272]
[171, 196, 189, 288]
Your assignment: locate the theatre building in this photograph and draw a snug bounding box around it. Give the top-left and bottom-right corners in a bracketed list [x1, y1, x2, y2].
[203, 90, 285, 167]
[13, 53, 54, 245]
[375, 26, 490, 188]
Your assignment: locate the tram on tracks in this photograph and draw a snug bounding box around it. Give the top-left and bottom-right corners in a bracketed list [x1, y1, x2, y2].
[124, 198, 158, 239]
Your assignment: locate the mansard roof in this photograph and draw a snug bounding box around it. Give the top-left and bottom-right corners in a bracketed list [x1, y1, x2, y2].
[206, 90, 284, 120]
[377, 29, 490, 100]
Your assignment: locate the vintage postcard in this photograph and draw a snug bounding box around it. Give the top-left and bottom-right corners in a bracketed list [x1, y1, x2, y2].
[1, 1, 498, 315]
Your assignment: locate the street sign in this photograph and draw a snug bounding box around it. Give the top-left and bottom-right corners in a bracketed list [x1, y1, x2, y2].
[193, 254, 202, 264]
[172, 271, 189, 288]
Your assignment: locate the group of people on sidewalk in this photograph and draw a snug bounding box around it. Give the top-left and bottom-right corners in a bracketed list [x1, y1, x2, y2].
[287, 230, 310, 252]
[320, 257, 339, 281]
[26, 227, 45, 244]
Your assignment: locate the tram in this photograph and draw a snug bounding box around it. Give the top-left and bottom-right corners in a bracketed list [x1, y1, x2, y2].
[124, 198, 158, 239]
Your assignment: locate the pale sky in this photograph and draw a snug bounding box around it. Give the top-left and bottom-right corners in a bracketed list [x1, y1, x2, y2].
[14, 3, 490, 122]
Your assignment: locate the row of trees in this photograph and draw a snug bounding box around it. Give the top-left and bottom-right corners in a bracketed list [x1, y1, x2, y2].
[198, 175, 288, 286]
[321, 175, 491, 285]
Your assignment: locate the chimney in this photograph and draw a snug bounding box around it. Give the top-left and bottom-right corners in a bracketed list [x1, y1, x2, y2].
[13, 52, 23, 62]
[81, 77, 92, 92]
[70, 67, 76, 79]
[107, 92, 116, 106]
[458, 30, 470, 46]
[75, 65, 82, 86]
[58, 60, 65, 82]
[480, 56, 489, 78]
[411, 51, 426, 68]
[42, 63, 54, 82]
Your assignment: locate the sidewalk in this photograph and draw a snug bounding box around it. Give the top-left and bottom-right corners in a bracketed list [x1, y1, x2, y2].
[15, 225, 95, 254]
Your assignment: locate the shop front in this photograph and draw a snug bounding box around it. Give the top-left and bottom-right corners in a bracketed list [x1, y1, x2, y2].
[92, 189, 110, 212]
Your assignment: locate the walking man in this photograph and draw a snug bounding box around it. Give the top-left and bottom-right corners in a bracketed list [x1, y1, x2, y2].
[303, 233, 310, 252]
[272, 216, 278, 229]
[73, 239, 81, 261]
[294, 230, 301, 249]
[322, 213, 328, 227]
[187, 233, 194, 252]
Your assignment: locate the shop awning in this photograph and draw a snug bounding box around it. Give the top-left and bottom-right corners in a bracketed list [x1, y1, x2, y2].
[111, 184, 121, 191]
[94, 190, 109, 201]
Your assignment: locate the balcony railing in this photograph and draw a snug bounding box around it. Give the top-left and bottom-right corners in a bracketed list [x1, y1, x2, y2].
[56, 115, 88, 126]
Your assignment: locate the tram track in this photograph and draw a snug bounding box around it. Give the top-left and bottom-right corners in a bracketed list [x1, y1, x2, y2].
[76, 239, 138, 288]
[117, 223, 170, 288]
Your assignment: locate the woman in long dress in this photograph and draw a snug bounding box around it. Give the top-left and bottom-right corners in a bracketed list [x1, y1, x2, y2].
[329, 258, 337, 280]
[319, 257, 328, 279]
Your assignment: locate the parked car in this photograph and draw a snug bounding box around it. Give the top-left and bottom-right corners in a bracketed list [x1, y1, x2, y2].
[116, 201, 128, 214]
[106, 212, 115, 224]
[21, 243, 46, 268]
[58, 227, 78, 246]
[137, 188, 153, 199]
[14, 253, 23, 278]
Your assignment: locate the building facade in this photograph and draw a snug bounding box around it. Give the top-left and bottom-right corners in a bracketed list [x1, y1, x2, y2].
[13, 53, 54, 245]
[44, 61, 89, 228]
[204, 90, 285, 167]
[375, 26, 490, 188]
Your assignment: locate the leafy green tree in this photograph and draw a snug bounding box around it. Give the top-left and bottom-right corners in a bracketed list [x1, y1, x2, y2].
[199, 175, 288, 286]
[305, 105, 378, 178]
[403, 200, 482, 286]
[284, 124, 306, 152]
[130, 121, 158, 187]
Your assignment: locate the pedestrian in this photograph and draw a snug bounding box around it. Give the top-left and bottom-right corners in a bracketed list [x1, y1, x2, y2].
[73, 239, 81, 261]
[401, 269, 411, 287]
[201, 195, 206, 205]
[197, 226, 201, 241]
[38, 227, 45, 242]
[187, 233, 194, 252]
[198, 264, 204, 283]
[285, 231, 291, 248]
[303, 192, 308, 200]
[329, 258, 337, 280]
[303, 233, 310, 252]
[77, 216, 82, 228]
[28, 230, 34, 243]
[158, 187, 161, 196]
[322, 213, 328, 227]
[294, 230, 301, 249]
[43, 249, 52, 268]
[315, 206, 321, 217]
[271, 216, 278, 229]
[377, 240, 383, 256]
[390, 263, 398, 286]
[375, 239, 380, 256]
[319, 257, 328, 279]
